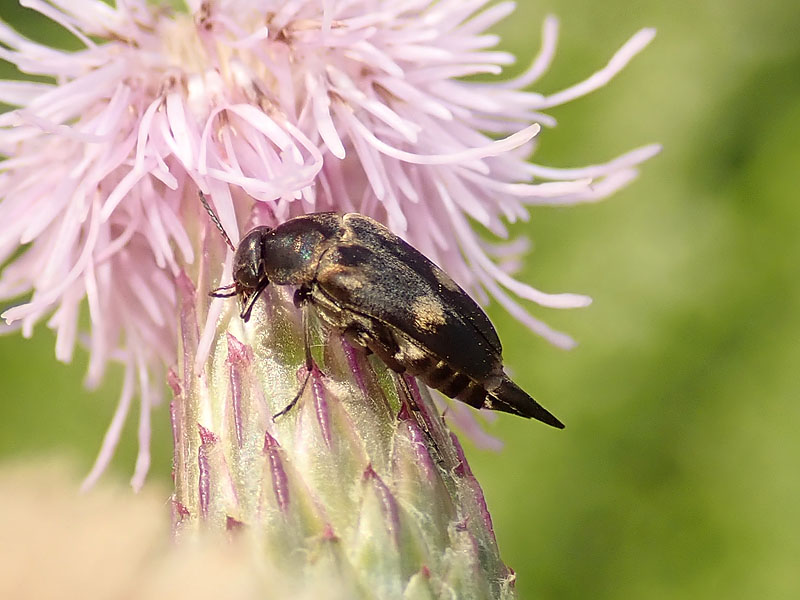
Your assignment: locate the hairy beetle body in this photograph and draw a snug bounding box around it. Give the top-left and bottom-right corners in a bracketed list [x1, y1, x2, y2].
[203, 197, 563, 429]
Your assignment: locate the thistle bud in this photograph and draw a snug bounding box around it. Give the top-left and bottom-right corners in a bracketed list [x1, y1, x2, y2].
[171, 267, 516, 598]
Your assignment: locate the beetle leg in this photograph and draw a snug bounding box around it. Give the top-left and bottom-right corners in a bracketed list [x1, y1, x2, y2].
[363, 324, 405, 373]
[293, 284, 319, 370]
[272, 367, 312, 421]
[341, 320, 402, 370]
[300, 298, 315, 372]
[209, 283, 237, 298]
[342, 326, 372, 353]
[294, 286, 324, 373]
[293, 284, 312, 309]
[273, 290, 322, 421]
[239, 279, 270, 322]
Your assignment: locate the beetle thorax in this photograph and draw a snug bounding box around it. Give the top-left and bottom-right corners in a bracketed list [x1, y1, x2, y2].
[261, 215, 343, 285]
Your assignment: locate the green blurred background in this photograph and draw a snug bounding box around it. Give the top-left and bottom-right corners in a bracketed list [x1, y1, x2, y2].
[1, 1, 798, 598]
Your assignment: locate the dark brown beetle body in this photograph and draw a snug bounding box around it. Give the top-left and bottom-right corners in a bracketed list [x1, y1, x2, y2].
[205, 199, 563, 428]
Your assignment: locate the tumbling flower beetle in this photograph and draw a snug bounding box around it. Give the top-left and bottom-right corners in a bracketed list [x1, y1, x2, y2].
[201, 193, 564, 428]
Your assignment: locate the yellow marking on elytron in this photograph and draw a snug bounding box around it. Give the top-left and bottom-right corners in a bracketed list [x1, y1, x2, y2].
[412, 295, 447, 333]
[327, 265, 364, 289]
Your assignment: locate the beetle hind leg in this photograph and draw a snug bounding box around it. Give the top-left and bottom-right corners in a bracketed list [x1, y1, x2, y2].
[339, 317, 404, 372]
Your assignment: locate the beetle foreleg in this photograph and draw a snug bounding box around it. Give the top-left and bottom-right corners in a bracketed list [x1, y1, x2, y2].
[240, 279, 270, 322]
[209, 283, 237, 298]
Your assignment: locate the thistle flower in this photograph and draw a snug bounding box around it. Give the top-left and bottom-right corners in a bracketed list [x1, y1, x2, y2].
[0, 0, 657, 595]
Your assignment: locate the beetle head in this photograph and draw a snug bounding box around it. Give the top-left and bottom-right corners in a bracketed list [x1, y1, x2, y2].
[233, 225, 273, 322]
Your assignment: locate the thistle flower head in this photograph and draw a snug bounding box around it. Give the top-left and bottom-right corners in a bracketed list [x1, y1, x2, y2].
[0, 0, 657, 487]
[0, 1, 659, 594]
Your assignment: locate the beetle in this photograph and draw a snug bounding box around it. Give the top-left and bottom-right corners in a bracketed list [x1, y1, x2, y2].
[201, 193, 564, 428]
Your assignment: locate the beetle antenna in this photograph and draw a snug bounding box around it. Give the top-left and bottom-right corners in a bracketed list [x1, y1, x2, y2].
[199, 191, 236, 251]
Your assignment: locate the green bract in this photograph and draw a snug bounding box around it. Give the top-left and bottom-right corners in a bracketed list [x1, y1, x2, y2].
[172, 268, 516, 599]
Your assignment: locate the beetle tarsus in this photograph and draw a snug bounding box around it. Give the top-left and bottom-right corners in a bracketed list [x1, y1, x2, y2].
[239, 279, 270, 322]
[209, 284, 237, 298]
[272, 368, 312, 421]
[272, 361, 326, 421]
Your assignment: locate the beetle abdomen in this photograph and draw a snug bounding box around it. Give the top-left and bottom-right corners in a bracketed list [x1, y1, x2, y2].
[410, 354, 473, 399]
[400, 348, 481, 403]
[484, 378, 565, 428]
[395, 337, 564, 428]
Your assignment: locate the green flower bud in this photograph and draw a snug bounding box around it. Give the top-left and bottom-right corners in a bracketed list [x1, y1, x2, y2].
[171, 270, 516, 599]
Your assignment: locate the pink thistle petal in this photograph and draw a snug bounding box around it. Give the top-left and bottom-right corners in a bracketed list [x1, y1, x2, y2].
[132, 353, 152, 492]
[539, 28, 657, 109]
[80, 357, 135, 492]
[499, 15, 559, 89]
